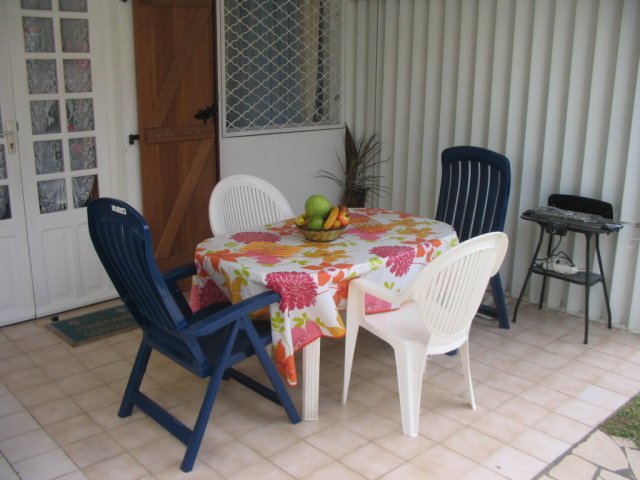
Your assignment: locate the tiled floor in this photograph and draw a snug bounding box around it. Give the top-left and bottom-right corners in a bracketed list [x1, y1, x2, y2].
[1, 299, 640, 480]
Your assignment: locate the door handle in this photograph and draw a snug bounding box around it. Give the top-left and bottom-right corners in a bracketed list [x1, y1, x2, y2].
[0, 120, 16, 154]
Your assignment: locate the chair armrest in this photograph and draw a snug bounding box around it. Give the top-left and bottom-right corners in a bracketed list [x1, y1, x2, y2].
[163, 263, 196, 285]
[163, 263, 197, 318]
[349, 277, 408, 304]
[184, 290, 281, 338]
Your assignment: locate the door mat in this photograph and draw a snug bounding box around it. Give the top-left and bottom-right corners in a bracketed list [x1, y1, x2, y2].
[45, 305, 138, 346]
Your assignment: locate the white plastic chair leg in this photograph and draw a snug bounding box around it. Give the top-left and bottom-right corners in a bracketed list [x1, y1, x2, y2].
[342, 320, 359, 404]
[394, 344, 428, 437]
[459, 341, 476, 410]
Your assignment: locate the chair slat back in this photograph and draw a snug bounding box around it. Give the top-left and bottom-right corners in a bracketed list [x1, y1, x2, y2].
[209, 175, 294, 235]
[436, 146, 511, 241]
[408, 232, 508, 340]
[88, 198, 187, 334]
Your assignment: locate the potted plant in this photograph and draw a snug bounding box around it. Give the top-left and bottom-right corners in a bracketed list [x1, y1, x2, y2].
[317, 126, 389, 208]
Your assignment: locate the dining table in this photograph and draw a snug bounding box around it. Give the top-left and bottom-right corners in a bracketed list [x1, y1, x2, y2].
[189, 207, 458, 420]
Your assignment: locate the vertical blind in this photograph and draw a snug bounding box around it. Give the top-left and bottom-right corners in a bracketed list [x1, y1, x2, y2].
[344, 0, 640, 330]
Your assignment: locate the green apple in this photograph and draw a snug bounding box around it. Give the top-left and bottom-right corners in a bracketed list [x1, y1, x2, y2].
[305, 194, 332, 218]
[306, 215, 325, 231]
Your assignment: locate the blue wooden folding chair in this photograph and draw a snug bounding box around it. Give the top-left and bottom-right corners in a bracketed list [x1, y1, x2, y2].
[436, 146, 511, 329]
[87, 198, 300, 472]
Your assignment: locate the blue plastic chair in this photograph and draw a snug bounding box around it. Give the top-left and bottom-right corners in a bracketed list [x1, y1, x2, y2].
[87, 198, 300, 472]
[435, 146, 511, 329]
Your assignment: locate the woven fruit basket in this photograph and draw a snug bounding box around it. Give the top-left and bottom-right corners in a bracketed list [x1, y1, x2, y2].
[297, 225, 346, 242]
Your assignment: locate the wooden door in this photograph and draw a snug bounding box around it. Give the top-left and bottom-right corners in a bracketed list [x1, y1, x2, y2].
[132, 0, 218, 271]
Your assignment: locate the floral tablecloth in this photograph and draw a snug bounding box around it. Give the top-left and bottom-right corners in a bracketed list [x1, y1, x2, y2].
[190, 208, 458, 386]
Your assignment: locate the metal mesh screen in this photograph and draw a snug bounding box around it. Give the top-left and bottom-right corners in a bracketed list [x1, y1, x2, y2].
[223, 0, 342, 135]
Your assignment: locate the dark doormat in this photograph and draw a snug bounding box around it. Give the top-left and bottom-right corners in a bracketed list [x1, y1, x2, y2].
[45, 305, 138, 346]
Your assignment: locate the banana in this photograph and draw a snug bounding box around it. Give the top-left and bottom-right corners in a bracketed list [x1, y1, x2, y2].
[323, 205, 339, 230]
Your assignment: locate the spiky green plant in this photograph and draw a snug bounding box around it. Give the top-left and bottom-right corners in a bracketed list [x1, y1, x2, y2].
[317, 126, 389, 207]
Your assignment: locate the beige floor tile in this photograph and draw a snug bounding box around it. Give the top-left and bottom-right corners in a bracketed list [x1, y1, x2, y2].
[267, 440, 333, 479]
[373, 430, 435, 461]
[412, 444, 476, 479]
[30, 397, 84, 426]
[482, 445, 547, 480]
[0, 410, 41, 441]
[2, 368, 50, 392]
[379, 462, 439, 480]
[306, 424, 369, 458]
[72, 385, 121, 412]
[342, 410, 400, 440]
[108, 416, 170, 450]
[2, 305, 640, 479]
[81, 452, 148, 480]
[239, 422, 301, 457]
[13, 382, 67, 408]
[14, 332, 60, 353]
[510, 429, 571, 462]
[577, 384, 629, 411]
[45, 414, 104, 446]
[130, 436, 186, 474]
[443, 426, 504, 463]
[41, 357, 88, 381]
[340, 443, 404, 480]
[470, 411, 528, 443]
[26, 343, 72, 366]
[12, 448, 78, 480]
[54, 371, 105, 396]
[0, 392, 24, 417]
[227, 459, 294, 480]
[534, 413, 592, 444]
[0, 428, 58, 463]
[495, 397, 550, 427]
[519, 384, 573, 410]
[0, 342, 22, 360]
[63, 432, 124, 469]
[554, 398, 611, 427]
[304, 461, 368, 480]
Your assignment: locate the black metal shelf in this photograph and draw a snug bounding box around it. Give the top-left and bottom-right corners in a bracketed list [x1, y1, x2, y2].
[530, 265, 604, 287]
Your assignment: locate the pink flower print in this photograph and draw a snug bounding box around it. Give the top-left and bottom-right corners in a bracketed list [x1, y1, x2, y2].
[291, 321, 323, 350]
[231, 231, 280, 244]
[370, 245, 415, 276]
[266, 271, 317, 312]
[200, 279, 229, 306]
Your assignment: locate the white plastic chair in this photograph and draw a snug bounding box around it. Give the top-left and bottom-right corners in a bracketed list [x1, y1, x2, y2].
[208, 174, 294, 235]
[342, 232, 508, 436]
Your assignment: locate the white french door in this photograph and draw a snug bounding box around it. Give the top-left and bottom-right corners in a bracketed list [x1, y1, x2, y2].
[0, 0, 116, 326]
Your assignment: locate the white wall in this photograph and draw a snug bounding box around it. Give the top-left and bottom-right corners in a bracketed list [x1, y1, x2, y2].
[218, 129, 346, 212]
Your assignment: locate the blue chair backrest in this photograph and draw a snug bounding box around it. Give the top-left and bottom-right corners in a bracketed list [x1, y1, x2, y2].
[88, 198, 202, 368]
[436, 146, 511, 241]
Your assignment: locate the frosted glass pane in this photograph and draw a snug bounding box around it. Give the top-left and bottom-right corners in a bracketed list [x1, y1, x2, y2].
[66, 99, 94, 132]
[59, 0, 87, 12]
[21, 0, 52, 10]
[30, 100, 61, 134]
[60, 18, 89, 53]
[63, 59, 92, 92]
[34, 140, 64, 174]
[0, 186, 10, 220]
[38, 179, 67, 213]
[27, 59, 58, 94]
[23, 17, 55, 52]
[72, 175, 97, 208]
[69, 137, 96, 170]
[0, 146, 6, 179]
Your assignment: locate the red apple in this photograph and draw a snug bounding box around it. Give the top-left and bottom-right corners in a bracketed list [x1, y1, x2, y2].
[337, 205, 350, 226]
